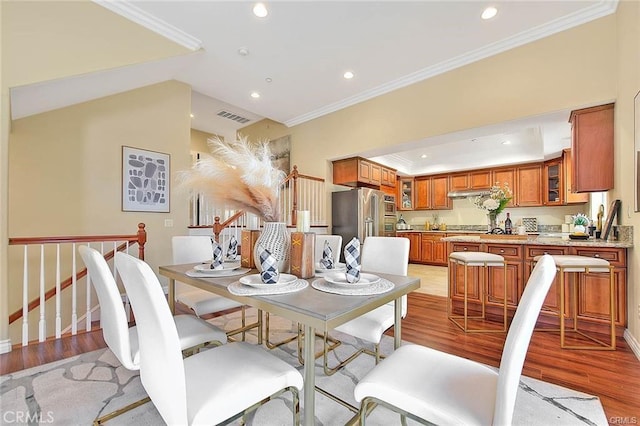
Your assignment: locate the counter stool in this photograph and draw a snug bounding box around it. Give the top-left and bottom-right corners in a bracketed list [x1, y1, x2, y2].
[533, 254, 615, 350]
[448, 252, 507, 333]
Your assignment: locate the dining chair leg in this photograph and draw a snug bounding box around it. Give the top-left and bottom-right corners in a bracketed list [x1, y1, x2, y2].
[265, 312, 299, 349]
[93, 396, 151, 425]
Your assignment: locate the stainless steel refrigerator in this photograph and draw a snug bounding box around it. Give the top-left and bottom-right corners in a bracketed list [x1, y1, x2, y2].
[331, 188, 393, 260]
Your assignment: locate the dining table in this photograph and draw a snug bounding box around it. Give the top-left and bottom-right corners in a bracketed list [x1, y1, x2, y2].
[158, 263, 420, 426]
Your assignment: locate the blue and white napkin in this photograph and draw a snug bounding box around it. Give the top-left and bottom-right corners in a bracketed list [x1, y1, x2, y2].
[344, 237, 361, 283]
[319, 240, 334, 269]
[226, 235, 238, 261]
[258, 245, 280, 284]
[211, 242, 224, 270]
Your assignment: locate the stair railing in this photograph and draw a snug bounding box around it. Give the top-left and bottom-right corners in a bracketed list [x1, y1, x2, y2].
[7, 223, 147, 346]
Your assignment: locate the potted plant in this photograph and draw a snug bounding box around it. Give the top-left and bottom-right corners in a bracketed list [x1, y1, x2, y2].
[572, 213, 590, 234]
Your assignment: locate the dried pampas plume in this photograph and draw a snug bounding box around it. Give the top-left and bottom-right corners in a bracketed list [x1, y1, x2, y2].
[178, 136, 286, 221]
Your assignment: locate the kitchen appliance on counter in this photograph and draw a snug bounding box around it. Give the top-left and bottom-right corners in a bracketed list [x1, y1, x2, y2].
[332, 189, 392, 259]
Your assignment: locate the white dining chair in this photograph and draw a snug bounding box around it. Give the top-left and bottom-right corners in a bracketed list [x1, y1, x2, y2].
[78, 246, 227, 425]
[115, 251, 303, 425]
[353, 254, 557, 425]
[321, 236, 410, 375]
[266, 235, 344, 352]
[172, 236, 260, 341]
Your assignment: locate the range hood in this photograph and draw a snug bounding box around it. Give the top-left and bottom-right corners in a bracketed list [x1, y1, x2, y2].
[447, 189, 490, 199]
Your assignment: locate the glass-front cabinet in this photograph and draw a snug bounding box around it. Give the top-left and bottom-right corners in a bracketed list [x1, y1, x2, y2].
[544, 159, 563, 205]
[398, 177, 414, 210]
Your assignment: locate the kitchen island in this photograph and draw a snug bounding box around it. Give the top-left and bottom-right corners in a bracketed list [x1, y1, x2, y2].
[441, 233, 632, 339]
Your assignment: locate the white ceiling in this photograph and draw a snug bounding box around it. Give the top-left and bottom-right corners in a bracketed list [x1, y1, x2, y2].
[10, 0, 618, 174]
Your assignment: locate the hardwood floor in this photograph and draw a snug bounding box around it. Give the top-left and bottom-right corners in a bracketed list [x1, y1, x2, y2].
[2, 293, 639, 422]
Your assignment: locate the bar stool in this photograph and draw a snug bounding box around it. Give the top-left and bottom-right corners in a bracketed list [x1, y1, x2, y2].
[533, 254, 615, 350]
[448, 252, 507, 333]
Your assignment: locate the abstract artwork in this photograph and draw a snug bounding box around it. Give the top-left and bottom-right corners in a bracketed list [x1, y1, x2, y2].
[122, 146, 170, 212]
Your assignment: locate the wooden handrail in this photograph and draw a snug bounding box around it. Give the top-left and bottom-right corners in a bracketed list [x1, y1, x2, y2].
[7, 223, 146, 325]
[212, 211, 245, 242]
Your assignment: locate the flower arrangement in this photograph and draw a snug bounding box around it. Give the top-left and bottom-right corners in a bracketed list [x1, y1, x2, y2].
[474, 182, 513, 215]
[177, 135, 286, 221]
[572, 213, 590, 226]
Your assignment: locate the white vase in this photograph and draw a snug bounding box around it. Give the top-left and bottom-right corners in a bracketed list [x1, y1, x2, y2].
[574, 224, 586, 234]
[253, 222, 290, 272]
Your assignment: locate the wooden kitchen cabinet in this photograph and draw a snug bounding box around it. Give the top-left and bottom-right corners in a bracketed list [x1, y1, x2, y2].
[414, 178, 431, 210]
[414, 175, 451, 210]
[491, 167, 516, 207]
[449, 170, 491, 191]
[420, 232, 447, 265]
[333, 157, 396, 189]
[486, 244, 522, 307]
[516, 163, 543, 206]
[544, 158, 563, 205]
[569, 103, 614, 192]
[397, 232, 421, 262]
[562, 149, 589, 204]
[398, 178, 414, 210]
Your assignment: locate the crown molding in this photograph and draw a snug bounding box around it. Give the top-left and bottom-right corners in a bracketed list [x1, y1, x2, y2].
[93, 0, 202, 51]
[284, 0, 618, 128]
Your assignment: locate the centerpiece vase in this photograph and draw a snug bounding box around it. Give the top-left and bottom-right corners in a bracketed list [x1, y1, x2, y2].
[488, 211, 498, 232]
[254, 222, 290, 272]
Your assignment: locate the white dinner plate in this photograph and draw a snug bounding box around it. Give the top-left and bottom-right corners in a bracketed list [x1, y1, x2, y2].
[239, 273, 298, 289]
[194, 262, 241, 272]
[315, 262, 346, 273]
[324, 272, 380, 288]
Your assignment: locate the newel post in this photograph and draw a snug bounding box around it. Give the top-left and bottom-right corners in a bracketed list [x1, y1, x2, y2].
[212, 217, 222, 243]
[291, 165, 299, 227]
[137, 223, 147, 260]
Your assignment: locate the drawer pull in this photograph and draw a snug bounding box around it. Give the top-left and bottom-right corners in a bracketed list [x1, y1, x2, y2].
[463, 247, 468, 251]
[594, 254, 600, 258]
[500, 249, 505, 253]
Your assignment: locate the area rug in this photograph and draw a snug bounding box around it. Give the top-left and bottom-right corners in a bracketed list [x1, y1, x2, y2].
[1, 311, 608, 425]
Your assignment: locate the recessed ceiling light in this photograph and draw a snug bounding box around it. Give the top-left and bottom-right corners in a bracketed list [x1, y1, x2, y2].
[481, 6, 498, 20]
[343, 71, 354, 79]
[421, 154, 427, 159]
[190, 113, 194, 118]
[502, 140, 511, 145]
[253, 3, 268, 18]
[237, 47, 249, 56]
[250, 92, 260, 99]
[265, 77, 272, 83]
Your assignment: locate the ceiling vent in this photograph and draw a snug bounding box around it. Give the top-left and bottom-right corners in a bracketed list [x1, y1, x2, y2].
[216, 110, 251, 124]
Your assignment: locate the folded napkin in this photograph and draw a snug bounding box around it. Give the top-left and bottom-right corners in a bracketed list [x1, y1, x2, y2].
[344, 237, 361, 283]
[319, 240, 334, 269]
[226, 235, 238, 261]
[258, 245, 280, 284]
[211, 242, 224, 270]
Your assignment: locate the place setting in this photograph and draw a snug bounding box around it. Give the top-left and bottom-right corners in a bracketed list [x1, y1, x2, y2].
[186, 236, 250, 277]
[314, 239, 347, 277]
[312, 237, 395, 296]
[228, 244, 308, 296]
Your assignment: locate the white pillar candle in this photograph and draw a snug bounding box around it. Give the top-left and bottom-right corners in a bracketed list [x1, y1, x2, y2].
[297, 210, 310, 232]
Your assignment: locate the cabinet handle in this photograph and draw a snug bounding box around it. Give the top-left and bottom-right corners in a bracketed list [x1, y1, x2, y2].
[463, 247, 468, 251]
[594, 254, 600, 258]
[500, 249, 505, 253]
[544, 252, 549, 255]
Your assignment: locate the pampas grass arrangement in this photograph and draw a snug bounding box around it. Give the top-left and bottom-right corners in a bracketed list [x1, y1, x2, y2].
[178, 136, 286, 221]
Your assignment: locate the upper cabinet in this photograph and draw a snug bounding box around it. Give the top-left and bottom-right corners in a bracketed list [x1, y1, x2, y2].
[414, 174, 452, 210]
[449, 170, 491, 191]
[491, 167, 516, 207]
[543, 158, 563, 206]
[569, 103, 614, 192]
[562, 149, 589, 204]
[516, 163, 543, 206]
[333, 157, 396, 189]
[398, 177, 414, 210]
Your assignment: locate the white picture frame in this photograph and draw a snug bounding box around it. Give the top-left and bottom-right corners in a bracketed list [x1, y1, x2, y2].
[122, 146, 170, 212]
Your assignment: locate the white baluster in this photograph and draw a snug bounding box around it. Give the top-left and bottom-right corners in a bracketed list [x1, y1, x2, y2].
[86, 243, 94, 332]
[38, 244, 46, 342]
[71, 243, 77, 335]
[55, 244, 61, 338]
[22, 245, 29, 346]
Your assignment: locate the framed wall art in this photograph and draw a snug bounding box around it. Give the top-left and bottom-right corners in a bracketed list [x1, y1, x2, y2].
[122, 146, 170, 212]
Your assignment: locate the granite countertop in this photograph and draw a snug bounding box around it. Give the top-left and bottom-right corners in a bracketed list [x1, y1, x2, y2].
[441, 234, 632, 248]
